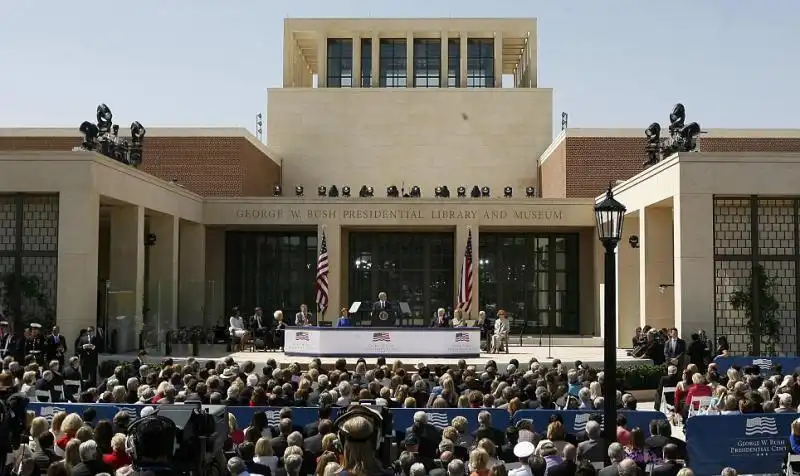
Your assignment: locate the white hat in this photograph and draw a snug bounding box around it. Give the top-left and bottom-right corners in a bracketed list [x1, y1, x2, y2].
[140, 406, 156, 417]
[513, 441, 535, 459]
[0, 321, 8, 326]
[221, 368, 236, 379]
[30, 323, 42, 329]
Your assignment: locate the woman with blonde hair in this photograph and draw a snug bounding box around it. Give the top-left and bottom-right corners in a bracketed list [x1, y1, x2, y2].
[57, 414, 83, 451]
[476, 438, 501, 468]
[320, 433, 338, 455]
[468, 448, 490, 476]
[29, 417, 49, 451]
[535, 421, 568, 454]
[339, 415, 389, 476]
[403, 397, 416, 408]
[451, 309, 467, 327]
[254, 437, 279, 473]
[457, 394, 470, 408]
[63, 438, 81, 470]
[75, 425, 94, 442]
[102, 433, 131, 469]
[315, 452, 339, 476]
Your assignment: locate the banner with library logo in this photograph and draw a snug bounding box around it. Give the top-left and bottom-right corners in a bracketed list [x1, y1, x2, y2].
[686, 413, 797, 475]
[713, 356, 800, 375]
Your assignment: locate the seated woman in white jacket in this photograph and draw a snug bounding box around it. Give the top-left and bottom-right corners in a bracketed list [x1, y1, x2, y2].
[229, 312, 251, 350]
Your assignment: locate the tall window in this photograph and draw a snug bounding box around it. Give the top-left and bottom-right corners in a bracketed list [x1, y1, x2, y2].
[413, 39, 440, 88]
[466, 38, 494, 88]
[448, 39, 460, 87]
[327, 39, 353, 87]
[225, 232, 318, 316]
[478, 233, 579, 334]
[379, 39, 407, 87]
[349, 233, 454, 322]
[361, 38, 372, 87]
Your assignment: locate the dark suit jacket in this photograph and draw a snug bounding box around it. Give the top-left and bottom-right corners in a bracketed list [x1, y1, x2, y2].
[664, 338, 686, 359]
[33, 448, 60, 475]
[645, 435, 687, 461]
[45, 334, 67, 360]
[576, 438, 605, 462]
[372, 300, 394, 321]
[546, 461, 577, 476]
[598, 463, 620, 476]
[473, 426, 505, 448]
[651, 460, 683, 476]
[655, 374, 680, 410]
[430, 315, 451, 328]
[405, 423, 442, 459]
[71, 460, 114, 476]
[304, 432, 326, 456]
[271, 434, 288, 457]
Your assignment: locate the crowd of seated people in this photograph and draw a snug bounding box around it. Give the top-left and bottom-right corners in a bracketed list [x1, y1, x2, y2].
[0, 345, 749, 476]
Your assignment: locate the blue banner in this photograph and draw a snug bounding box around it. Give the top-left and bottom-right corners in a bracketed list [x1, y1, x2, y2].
[686, 413, 797, 475]
[512, 410, 668, 435]
[27, 403, 511, 434]
[713, 356, 800, 375]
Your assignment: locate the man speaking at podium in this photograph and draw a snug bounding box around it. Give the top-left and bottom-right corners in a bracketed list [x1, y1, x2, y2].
[370, 291, 396, 326]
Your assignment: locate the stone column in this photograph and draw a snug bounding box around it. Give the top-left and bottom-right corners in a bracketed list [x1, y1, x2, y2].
[639, 206, 675, 332]
[56, 191, 100, 344]
[460, 33, 468, 88]
[440, 32, 449, 87]
[674, 193, 715, 337]
[179, 221, 206, 327]
[109, 205, 145, 350]
[318, 224, 341, 323]
[617, 215, 640, 347]
[406, 33, 414, 88]
[148, 214, 179, 332]
[352, 35, 361, 87]
[371, 33, 380, 87]
[205, 228, 226, 321]
[317, 32, 327, 88]
[454, 225, 479, 319]
[493, 33, 503, 88]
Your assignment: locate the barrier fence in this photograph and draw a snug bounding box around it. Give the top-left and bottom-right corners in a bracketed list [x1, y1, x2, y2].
[686, 413, 797, 476]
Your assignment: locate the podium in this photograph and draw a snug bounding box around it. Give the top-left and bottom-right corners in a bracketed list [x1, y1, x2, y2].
[370, 302, 397, 327]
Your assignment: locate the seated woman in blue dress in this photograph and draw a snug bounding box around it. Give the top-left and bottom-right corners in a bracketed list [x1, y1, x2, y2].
[337, 307, 352, 327]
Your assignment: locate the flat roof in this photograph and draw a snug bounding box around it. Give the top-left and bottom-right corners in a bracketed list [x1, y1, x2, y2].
[0, 127, 282, 166]
[563, 128, 800, 139]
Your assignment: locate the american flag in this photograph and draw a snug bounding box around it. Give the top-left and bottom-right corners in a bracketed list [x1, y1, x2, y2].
[295, 331, 310, 341]
[455, 332, 470, 342]
[315, 230, 329, 314]
[372, 332, 391, 342]
[456, 229, 474, 313]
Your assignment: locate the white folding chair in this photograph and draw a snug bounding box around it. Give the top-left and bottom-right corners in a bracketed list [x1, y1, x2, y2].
[35, 389, 51, 403]
[63, 379, 81, 401]
[786, 454, 800, 476]
[687, 396, 713, 418]
[660, 386, 677, 414]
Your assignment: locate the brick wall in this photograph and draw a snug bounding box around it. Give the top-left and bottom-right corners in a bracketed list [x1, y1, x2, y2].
[558, 136, 800, 198]
[0, 135, 280, 197]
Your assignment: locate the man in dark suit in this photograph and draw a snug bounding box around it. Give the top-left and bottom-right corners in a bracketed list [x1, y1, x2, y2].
[664, 327, 687, 369]
[576, 420, 604, 463]
[473, 411, 505, 448]
[598, 442, 626, 476]
[33, 432, 61, 474]
[645, 420, 686, 461]
[271, 418, 291, 458]
[404, 411, 442, 461]
[654, 365, 680, 411]
[45, 325, 67, 367]
[371, 291, 395, 325]
[78, 326, 101, 386]
[545, 444, 577, 476]
[303, 419, 332, 458]
[303, 405, 334, 437]
[651, 444, 683, 476]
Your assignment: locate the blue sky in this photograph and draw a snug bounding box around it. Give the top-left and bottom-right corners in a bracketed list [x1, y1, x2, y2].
[0, 0, 796, 137]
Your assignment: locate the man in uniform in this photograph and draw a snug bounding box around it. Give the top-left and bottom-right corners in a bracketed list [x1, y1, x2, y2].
[78, 326, 101, 386]
[45, 325, 67, 368]
[25, 323, 45, 365]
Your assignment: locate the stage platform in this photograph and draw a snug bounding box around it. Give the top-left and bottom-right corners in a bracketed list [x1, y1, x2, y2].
[102, 343, 651, 371]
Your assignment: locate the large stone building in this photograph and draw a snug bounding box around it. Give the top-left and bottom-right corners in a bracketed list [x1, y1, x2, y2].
[1, 18, 800, 354]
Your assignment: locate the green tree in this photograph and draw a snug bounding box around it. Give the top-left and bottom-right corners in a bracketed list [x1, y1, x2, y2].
[729, 264, 781, 356]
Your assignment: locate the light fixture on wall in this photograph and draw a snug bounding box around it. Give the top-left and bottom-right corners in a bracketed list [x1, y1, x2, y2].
[409, 186, 421, 198]
[435, 186, 450, 198]
[341, 186, 351, 197]
[526, 186, 536, 198]
[387, 185, 399, 198]
[359, 185, 374, 197]
[144, 233, 157, 247]
[503, 186, 513, 198]
[328, 185, 339, 197]
[481, 186, 490, 197]
[470, 186, 481, 198]
[317, 186, 327, 197]
[628, 235, 640, 249]
[272, 185, 282, 197]
[658, 283, 675, 294]
[457, 186, 467, 198]
[295, 186, 304, 197]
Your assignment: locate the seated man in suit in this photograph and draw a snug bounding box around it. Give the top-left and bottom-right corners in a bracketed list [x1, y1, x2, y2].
[650, 444, 683, 476]
[295, 304, 313, 327]
[576, 420, 605, 463]
[654, 365, 680, 411]
[490, 310, 510, 353]
[431, 308, 451, 328]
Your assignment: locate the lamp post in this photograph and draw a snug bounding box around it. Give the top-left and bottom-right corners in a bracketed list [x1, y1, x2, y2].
[594, 186, 627, 459]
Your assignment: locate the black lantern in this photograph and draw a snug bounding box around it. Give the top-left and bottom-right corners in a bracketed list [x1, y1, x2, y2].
[594, 186, 626, 245]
